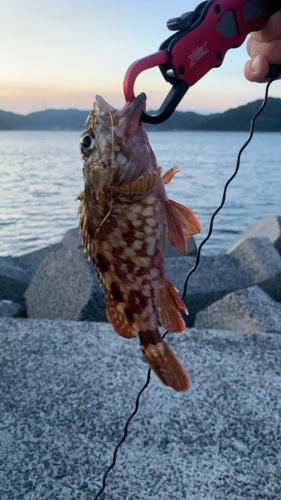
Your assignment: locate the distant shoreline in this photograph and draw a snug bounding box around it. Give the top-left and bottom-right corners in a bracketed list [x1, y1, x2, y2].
[1, 97, 281, 132]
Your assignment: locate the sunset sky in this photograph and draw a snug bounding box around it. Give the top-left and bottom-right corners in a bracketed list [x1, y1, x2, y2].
[1, 0, 281, 116]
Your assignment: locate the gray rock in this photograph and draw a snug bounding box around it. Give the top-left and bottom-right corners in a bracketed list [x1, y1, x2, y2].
[61, 226, 82, 251]
[12, 242, 63, 281]
[164, 254, 246, 326]
[0, 241, 71, 308]
[0, 259, 29, 305]
[164, 235, 197, 257]
[25, 249, 107, 321]
[227, 236, 281, 301]
[231, 215, 281, 255]
[194, 285, 281, 333]
[1, 318, 281, 499]
[0, 228, 81, 307]
[0, 300, 24, 318]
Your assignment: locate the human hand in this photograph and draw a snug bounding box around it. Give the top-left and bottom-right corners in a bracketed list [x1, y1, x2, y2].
[244, 10, 281, 82]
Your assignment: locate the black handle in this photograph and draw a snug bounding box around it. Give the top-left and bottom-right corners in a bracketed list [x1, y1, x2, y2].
[267, 64, 281, 79]
[265, 0, 281, 79]
[267, 0, 281, 15]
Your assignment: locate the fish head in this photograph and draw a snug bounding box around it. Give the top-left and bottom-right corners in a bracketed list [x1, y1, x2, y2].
[80, 93, 155, 202]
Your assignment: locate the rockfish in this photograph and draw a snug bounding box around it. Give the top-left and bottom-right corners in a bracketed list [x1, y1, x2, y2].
[77, 93, 201, 391]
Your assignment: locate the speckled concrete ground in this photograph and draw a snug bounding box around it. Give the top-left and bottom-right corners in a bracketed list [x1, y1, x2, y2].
[1, 318, 281, 500]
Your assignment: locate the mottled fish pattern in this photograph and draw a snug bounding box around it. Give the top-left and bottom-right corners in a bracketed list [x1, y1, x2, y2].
[77, 93, 201, 391]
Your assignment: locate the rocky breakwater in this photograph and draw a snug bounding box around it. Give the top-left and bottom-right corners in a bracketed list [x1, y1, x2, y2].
[1, 215, 281, 332]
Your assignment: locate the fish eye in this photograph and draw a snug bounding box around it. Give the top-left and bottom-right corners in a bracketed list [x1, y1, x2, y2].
[80, 133, 95, 151]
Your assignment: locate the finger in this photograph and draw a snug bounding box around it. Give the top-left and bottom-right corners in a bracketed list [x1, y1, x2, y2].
[247, 36, 281, 64]
[244, 54, 270, 82]
[249, 10, 281, 42]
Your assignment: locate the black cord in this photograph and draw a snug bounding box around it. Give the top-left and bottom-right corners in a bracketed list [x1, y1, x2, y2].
[93, 77, 275, 499]
[93, 368, 151, 499]
[180, 78, 274, 303]
[162, 79, 273, 341]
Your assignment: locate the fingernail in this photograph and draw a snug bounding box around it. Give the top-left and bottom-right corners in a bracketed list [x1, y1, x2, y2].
[251, 56, 260, 73]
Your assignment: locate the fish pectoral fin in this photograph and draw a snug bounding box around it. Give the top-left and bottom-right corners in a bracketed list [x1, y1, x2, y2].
[76, 191, 94, 259]
[162, 165, 181, 184]
[169, 199, 202, 236]
[141, 338, 191, 392]
[76, 191, 85, 202]
[158, 276, 188, 334]
[165, 200, 188, 255]
[106, 293, 138, 339]
[76, 191, 85, 215]
[110, 167, 162, 197]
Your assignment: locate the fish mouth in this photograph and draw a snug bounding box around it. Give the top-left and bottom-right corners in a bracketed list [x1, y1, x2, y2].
[95, 93, 146, 118]
[95, 95, 116, 114]
[85, 93, 147, 136]
[120, 93, 147, 126]
[124, 92, 147, 113]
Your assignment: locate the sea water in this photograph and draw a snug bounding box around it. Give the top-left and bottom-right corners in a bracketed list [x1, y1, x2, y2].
[0, 130, 280, 257]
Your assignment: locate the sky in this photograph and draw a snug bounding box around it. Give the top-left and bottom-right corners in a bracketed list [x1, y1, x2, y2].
[1, 0, 281, 116]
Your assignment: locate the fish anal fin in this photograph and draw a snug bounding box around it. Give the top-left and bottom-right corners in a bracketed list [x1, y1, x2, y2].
[169, 199, 202, 236]
[162, 165, 181, 184]
[141, 340, 191, 392]
[158, 276, 188, 333]
[106, 293, 138, 339]
[165, 200, 187, 255]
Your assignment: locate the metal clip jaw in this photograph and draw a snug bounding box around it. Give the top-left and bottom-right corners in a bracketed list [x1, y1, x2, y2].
[123, 50, 190, 124]
[142, 84, 189, 124]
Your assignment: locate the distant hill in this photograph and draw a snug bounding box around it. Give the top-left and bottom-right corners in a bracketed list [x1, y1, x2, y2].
[0, 110, 37, 130]
[27, 109, 89, 130]
[192, 98, 281, 132]
[0, 109, 89, 131]
[145, 109, 205, 131]
[146, 97, 281, 132]
[1, 98, 281, 131]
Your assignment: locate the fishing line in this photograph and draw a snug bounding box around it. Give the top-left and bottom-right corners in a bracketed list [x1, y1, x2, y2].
[93, 77, 276, 499]
[93, 369, 151, 500]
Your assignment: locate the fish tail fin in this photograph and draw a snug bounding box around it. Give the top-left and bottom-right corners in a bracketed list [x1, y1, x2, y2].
[158, 276, 188, 333]
[140, 333, 190, 392]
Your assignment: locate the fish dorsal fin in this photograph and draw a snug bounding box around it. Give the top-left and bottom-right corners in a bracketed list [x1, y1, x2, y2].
[158, 276, 188, 333]
[165, 200, 188, 255]
[169, 199, 202, 236]
[162, 165, 181, 184]
[106, 292, 139, 339]
[110, 167, 162, 197]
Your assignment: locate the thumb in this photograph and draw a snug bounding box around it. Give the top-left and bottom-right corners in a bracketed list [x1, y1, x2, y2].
[244, 54, 270, 83]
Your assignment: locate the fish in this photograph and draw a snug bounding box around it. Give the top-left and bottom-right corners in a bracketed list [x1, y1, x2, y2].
[77, 92, 202, 391]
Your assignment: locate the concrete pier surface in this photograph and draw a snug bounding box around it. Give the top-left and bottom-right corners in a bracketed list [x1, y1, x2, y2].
[1, 318, 281, 499]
